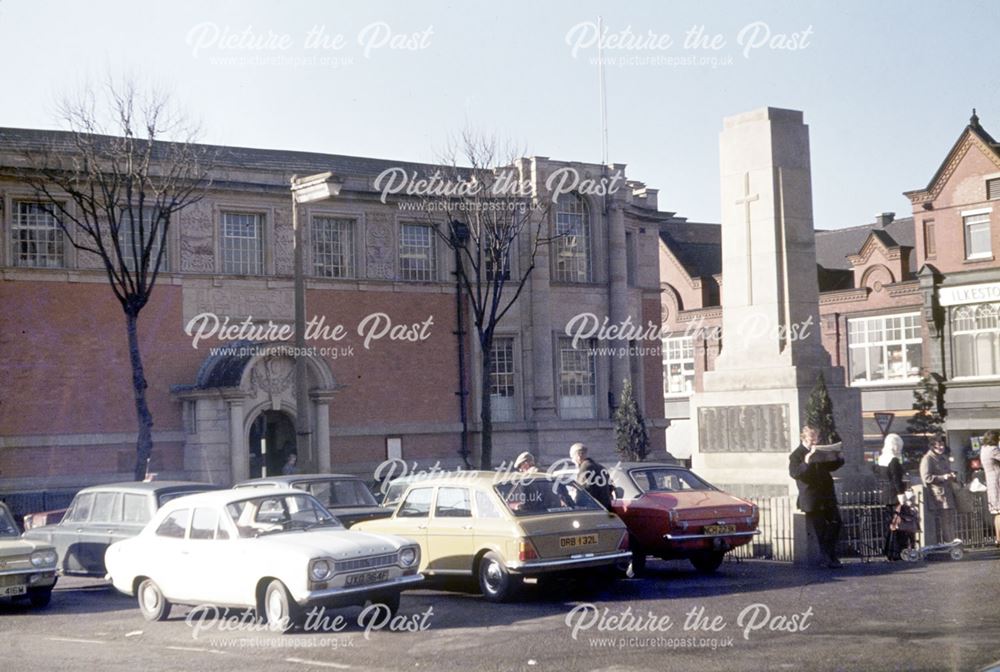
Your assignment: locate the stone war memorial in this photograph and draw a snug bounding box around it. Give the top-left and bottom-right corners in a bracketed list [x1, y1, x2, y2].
[689, 108, 866, 512]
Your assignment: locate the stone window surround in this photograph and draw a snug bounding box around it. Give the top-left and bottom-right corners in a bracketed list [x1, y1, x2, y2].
[305, 205, 367, 280]
[216, 206, 271, 276]
[473, 332, 524, 424]
[553, 332, 609, 420]
[550, 192, 608, 286]
[398, 220, 442, 282]
[0, 188, 188, 273]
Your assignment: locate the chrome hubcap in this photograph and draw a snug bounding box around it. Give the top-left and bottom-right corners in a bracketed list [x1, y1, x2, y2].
[484, 561, 503, 592]
[142, 585, 159, 612]
[267, 591, 284, 621]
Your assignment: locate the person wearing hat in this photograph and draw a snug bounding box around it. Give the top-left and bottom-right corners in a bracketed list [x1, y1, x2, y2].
[514, 451, 538, 473]
[569, 442, 613, 510]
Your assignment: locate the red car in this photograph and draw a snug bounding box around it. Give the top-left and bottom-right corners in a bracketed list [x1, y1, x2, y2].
[608, 463, 759, 574]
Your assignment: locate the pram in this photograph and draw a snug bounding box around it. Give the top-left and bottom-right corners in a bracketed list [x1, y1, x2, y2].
[886, 501, 920, 561]
[890, 496, 964, 562]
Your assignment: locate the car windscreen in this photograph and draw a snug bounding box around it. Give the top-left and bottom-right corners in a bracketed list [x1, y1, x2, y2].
[225, 493, 343, 538]
[0, 507, 19, 537]
[494, 479, 603, 516]
[296, 479, 378, 508]
[630, 468, 714, 493]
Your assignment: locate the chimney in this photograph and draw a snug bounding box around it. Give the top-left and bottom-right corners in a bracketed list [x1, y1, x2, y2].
[875, 212, 895, 228]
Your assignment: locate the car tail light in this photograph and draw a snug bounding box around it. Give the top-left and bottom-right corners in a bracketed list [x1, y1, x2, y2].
[617, 533, 629, 551]
[518, 539, 539, 562]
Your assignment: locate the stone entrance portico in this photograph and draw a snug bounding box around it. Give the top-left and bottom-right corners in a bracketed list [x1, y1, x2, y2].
[174, 343, 340, 485]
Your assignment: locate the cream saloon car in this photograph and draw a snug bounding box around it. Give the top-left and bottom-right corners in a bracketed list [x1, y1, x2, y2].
[105, 489, 422, 630]
[354, 471, 630, 602]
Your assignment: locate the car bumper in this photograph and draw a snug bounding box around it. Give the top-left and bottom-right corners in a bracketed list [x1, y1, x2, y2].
[507, 550, 632, 574]
[0, 568, 58, 597]
[663, 530, 759, 541]
[297, 574, 423, 607]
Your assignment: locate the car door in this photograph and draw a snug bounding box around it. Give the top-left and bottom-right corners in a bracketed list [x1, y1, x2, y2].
[148, 508, 192, 601]
[472, 488, 516, 567]
[425, 487, 476, 574]
[393, 487, 433, 570]
[76, 491, 120, 575]
[53, 493, 94, 574]
[176, 506, 231, 605]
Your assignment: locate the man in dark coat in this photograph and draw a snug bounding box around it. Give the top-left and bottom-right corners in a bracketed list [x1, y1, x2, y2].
[788, 425, 844, 568]
[570, 442, 613, 510]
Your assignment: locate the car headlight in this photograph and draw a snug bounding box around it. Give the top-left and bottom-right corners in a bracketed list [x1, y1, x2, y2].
[399, 547, 417, 567]
[309, 558, 333, 581]
[30, 550, 57, 567]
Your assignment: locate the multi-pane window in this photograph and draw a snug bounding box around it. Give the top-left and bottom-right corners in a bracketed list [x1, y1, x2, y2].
[221, 212, 264, 275]
[12, 201, 64, 268]
[625, 231, 637, 287]
[489, 337, 516, 421]
[559, 337, 596, 418]
[848, 313, 922, 384]
[399, 223, 436, 281]
[964, 212, 992, 260]
[663, 336, 695, 396]
[312, 216, 355, 278]
[485, 247, 511, 281]
[118, 208, 166, 273]
[952, 303, 1000, 378]
[553, 193, 591, 283]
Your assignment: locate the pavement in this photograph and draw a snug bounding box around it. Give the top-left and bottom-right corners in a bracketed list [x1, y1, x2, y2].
[2, 552, 999, 672]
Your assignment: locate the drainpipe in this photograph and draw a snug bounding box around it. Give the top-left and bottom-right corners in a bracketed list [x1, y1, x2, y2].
[451, 221, 471, 467]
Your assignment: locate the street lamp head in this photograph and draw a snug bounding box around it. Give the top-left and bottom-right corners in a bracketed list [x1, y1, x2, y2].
[291, 171, 343, 204]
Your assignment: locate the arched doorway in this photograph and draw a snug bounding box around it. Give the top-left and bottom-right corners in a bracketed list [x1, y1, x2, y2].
[248, 410, 296, 478]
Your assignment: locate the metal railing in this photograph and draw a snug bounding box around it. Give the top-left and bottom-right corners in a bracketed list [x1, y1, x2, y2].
[729, 495, 795, 563]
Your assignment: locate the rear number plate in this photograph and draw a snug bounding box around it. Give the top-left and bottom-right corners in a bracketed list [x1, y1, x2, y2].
[559, 534, 598, 549]
[345, 569, 389, 587]
[0, 583, 27, 597]
[704, 524, 737, 535]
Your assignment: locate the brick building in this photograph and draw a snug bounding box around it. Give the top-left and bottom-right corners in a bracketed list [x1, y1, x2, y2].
[0, 128, 669, 496]
[660, 112, 1000, 471]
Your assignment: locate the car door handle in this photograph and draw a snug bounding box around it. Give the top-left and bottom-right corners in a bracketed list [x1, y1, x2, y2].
[417, 525, 428, 530]
[462, 525, 474, 530]
[75, 529, 84, 533]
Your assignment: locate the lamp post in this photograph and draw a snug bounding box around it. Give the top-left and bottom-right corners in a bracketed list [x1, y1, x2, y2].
[290, 171, 343, 473]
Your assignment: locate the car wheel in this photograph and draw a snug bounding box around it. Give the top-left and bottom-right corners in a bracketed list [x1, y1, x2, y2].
[478, 552, 517, 602]
[137, 579, 171, 622]
[263, 580, 301, 633]
[28, 587, 53, 609]
[690, 551, 725, 574]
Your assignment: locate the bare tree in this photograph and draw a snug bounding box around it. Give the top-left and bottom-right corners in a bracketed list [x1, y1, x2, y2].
[15, 78, 215, 480]
[428, 132, 555, 469]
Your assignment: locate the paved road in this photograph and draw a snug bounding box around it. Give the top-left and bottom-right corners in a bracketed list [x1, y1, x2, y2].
[2, 553, 999, 672]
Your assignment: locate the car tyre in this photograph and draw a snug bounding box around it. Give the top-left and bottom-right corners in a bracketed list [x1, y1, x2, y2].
[263, 579, 301, 633]
[137, 579, 171, 622]
[478, 552, 517, 602]
[690, 551, 725, 574]
[28, 586, 53, 609]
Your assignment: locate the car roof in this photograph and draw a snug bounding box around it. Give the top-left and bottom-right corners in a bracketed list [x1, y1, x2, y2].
[390, 470, 563, 488]
[614, 462, 685, 470]
[76, 481, 221, 495]
[235, 474, 360, 486]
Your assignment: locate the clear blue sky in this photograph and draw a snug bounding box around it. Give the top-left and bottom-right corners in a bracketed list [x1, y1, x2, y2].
[1, 0, 996, 229]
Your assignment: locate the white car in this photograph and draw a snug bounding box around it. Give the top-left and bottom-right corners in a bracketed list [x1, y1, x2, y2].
[105, 489, 422, 630]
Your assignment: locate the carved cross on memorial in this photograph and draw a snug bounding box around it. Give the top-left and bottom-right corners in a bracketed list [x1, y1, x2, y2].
[735, 172, 759, 304]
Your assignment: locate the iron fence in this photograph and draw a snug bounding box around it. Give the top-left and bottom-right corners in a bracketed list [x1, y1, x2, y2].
[727, 487, 998, 563]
